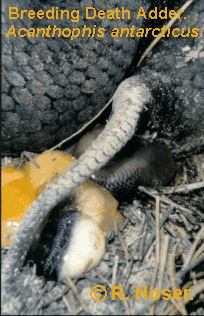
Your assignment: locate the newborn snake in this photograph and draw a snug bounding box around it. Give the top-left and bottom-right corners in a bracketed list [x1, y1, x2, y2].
[73, 125, 175, 200]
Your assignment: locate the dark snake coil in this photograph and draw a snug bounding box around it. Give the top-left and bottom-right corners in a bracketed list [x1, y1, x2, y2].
[73, 125, 175, 200]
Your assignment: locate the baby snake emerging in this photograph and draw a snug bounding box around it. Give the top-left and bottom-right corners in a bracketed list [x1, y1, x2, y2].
[73, 124, 175, 200]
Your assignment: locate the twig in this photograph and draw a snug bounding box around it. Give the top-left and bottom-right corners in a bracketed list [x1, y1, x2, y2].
[84, 274, 108, 286]
[47, 97, 113, 151]
[111, 254, 120, 286]
[148, 262, 159, 315]
[122, 227, 133, 239]
[37, 286, 69, 309]
[160, 255, 204, 314]
[154, 233, 169, 315]
[139, 186, 193, 214]
[62, 295, 72, 313]
[118, 229, 130, 262]
[174, 196, 204, 220]
[97, 274, 112, 290]
[177, 254, 204, 281]
[168, 252, 187, 315]
[68, 289, 77, 314]
[183, 166, 188, 183]
[144, 205, 174, 255]
[161, 303, 177, 315]
[164, 222, 177, 238]
[193, 156, 204, 181]
[75, 307, 83, 315]
[131, 260, 155, 274]
[158, 235, 170, 293]
[120, 218, 129, 232]
[145, 211, 156, 230]
[191, 243, 204, 263]
[169, 296, 184, 315]
[144, 240, 156, 262]
[118, 281, 132, 315]
[155, 196, 160, 263]
[118, 281, 133, 315]
[138, 225, 147, 261]
[160, 181, 204, 194]
[83, 258, 93, 274]
[122, 216, 146, 288]
[23, 151, 40, 169]
[25, 280, 49, 314]
[65, 275, 91, 314]
[180, 211, 198, 226]
[176, 225, 190, 245]
[179, 213, 191, 231]
[130, 202, 141, 221]
[184, 281, 204, 304]
[114, 220, 119, 237]
[182, 225, 204, 270]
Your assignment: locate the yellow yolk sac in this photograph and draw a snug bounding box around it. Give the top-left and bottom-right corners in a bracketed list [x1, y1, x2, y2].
[72, 125, 104, 159]
[1, 178, 36, 247]
[75, 179, 124, 235]
[1, 152, 75, 247]
[1, 166, 27, 186]
[23, 151, 76, 195]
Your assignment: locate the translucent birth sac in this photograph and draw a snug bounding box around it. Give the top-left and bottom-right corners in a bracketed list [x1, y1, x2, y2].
[1, 169, 36, 247]
[23, 151, 76, 195]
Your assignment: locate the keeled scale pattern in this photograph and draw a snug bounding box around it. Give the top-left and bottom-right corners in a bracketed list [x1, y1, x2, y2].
[2, 0, 148, 154]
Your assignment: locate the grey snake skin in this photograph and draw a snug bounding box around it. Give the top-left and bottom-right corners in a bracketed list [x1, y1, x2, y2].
[2, 0, 194, 155]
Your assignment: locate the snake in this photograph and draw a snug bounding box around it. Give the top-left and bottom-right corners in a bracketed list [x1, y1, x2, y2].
[27, 127, 175, 282]
[72, 125, 175, 200]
